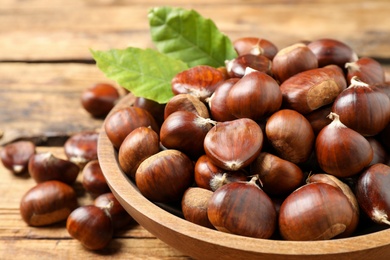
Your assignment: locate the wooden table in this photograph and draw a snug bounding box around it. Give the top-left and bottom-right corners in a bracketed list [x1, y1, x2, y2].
[1, 0, 389, 259]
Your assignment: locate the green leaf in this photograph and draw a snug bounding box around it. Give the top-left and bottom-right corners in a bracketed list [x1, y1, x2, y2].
[91, 47, 188, 104]
[148, 6, 237, 68]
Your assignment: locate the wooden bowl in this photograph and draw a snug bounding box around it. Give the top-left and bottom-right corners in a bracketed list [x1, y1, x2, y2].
[98, 94, 390, 260]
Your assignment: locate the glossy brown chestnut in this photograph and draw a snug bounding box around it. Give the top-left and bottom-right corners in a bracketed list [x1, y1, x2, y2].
[82, 159, 110, 196]
[307, 38, 358, 68]
[20, 180, 78, 226]
[0, 140, 36, 175]
[181, 187, 215, 229]
[94, 192, 134, 230]
[304, 105, 332, 135]
[367, 137, 389, 166]
[134, 96, 166, 126]
[171, 65, 225, 101]
[118, 126, 160, 179]
[373, 81, 390, 99]
[160, 111, 214, 159]
[225, 54, 272, 78]
[272, 43, 318, 83]
[250, 152, 304, 196]
[265, 109, 315, 164]
[332, 77, 390, 136]
[315, 112, 373, 177]
[164, 93, 210, 120]
[104, 106, 159, 149]
[226, 68, 282, 120]
[81, 83, 120, 118]
[204, 118, 263, 171]
[66, 205, 113, 250]
[208, 78, 239, 122]
[28, 152, 80, 184]
[356, 163, 390, 225]
[135, 149, 194, 203]
[233, 37, 278, 60]
[345, 57, 386, 85]
[194, 154, 248, 191]
[280, 65, 347, 114]
[207, 177, 276, 239]
[64, 131, 99, 166]
[279, 182, 356, 241]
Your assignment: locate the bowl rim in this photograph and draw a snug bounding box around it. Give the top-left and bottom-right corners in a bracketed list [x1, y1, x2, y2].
[98, 93, 390, 259]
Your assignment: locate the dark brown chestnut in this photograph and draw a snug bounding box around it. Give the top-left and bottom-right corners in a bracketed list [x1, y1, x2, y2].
[345, 57, 386, 85]
[204, 118, 263, 171]
[208, 78, 239, 122]
[225, 54, 272, 78]
[64, 131, 99, 166]
[135, 149, 194, 203]
[66, 205, 113, 250]
[104, 106, 159, 149]
[20, 180, 78, 226]
[304, 105, 332, 135]
[81, 83, 120, 118]
[207, 176, 276, 239]
[134, 96, 166, 127]
[233, 37, 278, 60]
[164, 93, 210, 120]
[0, 140, 36, 175]
[82, 159, 110, 196]
[28, 152, 80, 184]
[118, 126, 160, 179]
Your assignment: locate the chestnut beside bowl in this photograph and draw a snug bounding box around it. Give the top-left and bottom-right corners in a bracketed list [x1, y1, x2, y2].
[98, 94, 390, 260]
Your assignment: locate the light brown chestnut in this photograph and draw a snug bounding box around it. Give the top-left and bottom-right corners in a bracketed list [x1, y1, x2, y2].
[135, 149, 194, 203]
[315, 112, 373, 177]
[204, 118, 263, 171]
[28, 152, 80, 184]
[20, 180, 78, 226]
[118, 126, 160, 179]
[181, 187, 215, 229]
[104, 106, 159, 149]
[233, 37, 278, 60]
[226, 68, 282, 121]
[272, 43, 318, 83]
[265, 109, 315, 164]
[250, 152, 304, 196]
[0, 140, 36, 175]
[280, 65, 347, 114]
[171, 65, 225, 101]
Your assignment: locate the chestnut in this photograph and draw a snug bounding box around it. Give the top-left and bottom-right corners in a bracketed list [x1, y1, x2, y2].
[104, 106, 159, 149]
[225, 54, 272, 78]
[233, 37, 278, 60]
[118, 126, 160, 179]
[134, 96, 166, 127]
[94, 192, 134, 230]
[208, 78, 239, 122]
[81, 83, 120, 118]
[28, 152, 80, 184]
[181, 187, 214, 229]
[0, 140, 36, 175]
[307, 38, 358, 68]
[315, 112, 373, 177]
[279, 182, 357, 240]
[135, 149, 194, 203]
[272, 43, 318, 83]
[207, 176, 276, 239]
[367, 137, 389, 166]
[171, 65, 225, 101]
[280, 65, 347, 114]
[64, 131, 99, 166]
[194, 154, 248, 191]
[67, 205, 113, 250]
[204, 118, 263, 171]
[265, 109, 315, 164]
[160, 111, 215, 159]
[304, 104, 332, 135]
[345, 57, 386, 85]
[355, 163, 390, 226]
[250, 152, 304, 196]
[226, 68, 282, 120]
[164, 93, 210, 120]
[20, 180, 78, 226]
[82, 159, 110, 196]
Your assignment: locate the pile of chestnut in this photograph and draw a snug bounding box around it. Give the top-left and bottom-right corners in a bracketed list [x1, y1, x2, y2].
[104, 37, 390, 241]
[0, 83, 134, 250]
